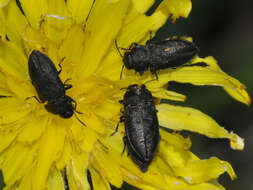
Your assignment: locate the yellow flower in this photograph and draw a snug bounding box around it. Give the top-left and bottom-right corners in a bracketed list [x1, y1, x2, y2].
[0, 0, 250, 190]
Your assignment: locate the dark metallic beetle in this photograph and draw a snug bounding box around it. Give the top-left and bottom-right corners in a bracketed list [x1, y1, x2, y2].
[114, 84, 160, 172]
[117, 38, 199, 78]
[28, 50, 77, 119]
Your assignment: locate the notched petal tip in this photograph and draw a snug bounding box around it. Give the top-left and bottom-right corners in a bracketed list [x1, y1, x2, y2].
[157, 0, 192, 22]
[173, 157, 237, 184]
[229, 132, 244, 150]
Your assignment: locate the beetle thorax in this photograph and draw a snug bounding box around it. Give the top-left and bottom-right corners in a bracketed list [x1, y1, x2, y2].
[45, 96, 74, 118]
[123, 45, 150, 74]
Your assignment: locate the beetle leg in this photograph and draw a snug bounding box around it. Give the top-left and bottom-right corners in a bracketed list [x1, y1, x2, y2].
[150, 71, 158, 80]
[128, 43, 138, 50]
[64, 84, 72, 90]
[154, 72, 158, 80]
[120, 65, 125, 80]
[110, 122, 119, 136]
[70, 98, 83, 114]
[110, 116, 125, 136]
[57, 57, 65, 74]
[149, 31, 153, 41]
[120, 115, 125, 122]
[64, 78, 72, 90]
[25, 96, 43, 103]
[70, 98, 82, 114]
[122, 136, 127, 156]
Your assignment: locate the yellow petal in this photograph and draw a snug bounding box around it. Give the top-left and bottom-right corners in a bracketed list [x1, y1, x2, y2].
[19, 166, 34, 190]
[0, 97, 32, 124]
[0, 129, 19, 153]
[193, 56, 251, 105]
[77, 0, 130, 80]
[158, 139, 194, 169]
[162, 179, 225, 190]
[47, 168, 65, 190]
[67, 0, 94, 24]
[0, 9, 6, 42]
[149, 87, 186, 102]
[95, 100, 121, 120]
[101, 133, 143, 173]
[7, 76, 34, 100]
[229, 132, 244, 150]
[67, 152, 90, 190]
[157, 64, 250, 105]
[157, 103, 244, 150]
[158, 0, 192, 22]
[47, 0, 69, 16]
[40, 0, 71, 45]
[22, 25, 47, 54]
[0, 88, 12, 96]
[80, 127, 99, 152]
[158, 66, 233, 86]
[19, 0, 47, 29]
[0, 41, 27, 80]
[160, 130, 192, 150]
[91, 144, 123, 188]
[101, 132, 226, 190]
[3, 0, 27, 48]
[89, 167, 110, 190]
[17, 115, 47, 142]
[32, 123, 66, 190]
[131, 0, 154, 13]
[174, 157, 236, 184]
[40, 16, 72, 45]
[78, 110, 106, 134]
[1, 143, 37, 187]
[56, 138, 72, 171]
[191, 56, 220, 70]
[224, 82, 251, 106]
[119, 11, 166, 47]
[0, 0, 9, 7]
[58, 24, 85, 76]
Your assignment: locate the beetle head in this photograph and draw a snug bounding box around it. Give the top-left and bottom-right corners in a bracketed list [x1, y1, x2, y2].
[123, 51, 134, 69]
[46, 96, 74, 118]
[123, 45, 150, 75]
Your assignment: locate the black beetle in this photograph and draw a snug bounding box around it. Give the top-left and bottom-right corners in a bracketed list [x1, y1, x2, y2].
[113, 84, 160, 172]
[117, 38, 199, 78]
[28, 50, 81, 120]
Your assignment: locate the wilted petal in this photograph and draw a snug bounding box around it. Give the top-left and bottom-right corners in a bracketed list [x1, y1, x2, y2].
[157, 103, 244, 150]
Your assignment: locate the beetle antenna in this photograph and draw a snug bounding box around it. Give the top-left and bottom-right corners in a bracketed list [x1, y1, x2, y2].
[149, 31, 153, 41]
[57, 57, 65, 74]
[120, 65, 125, 80]
[115, 40, 123, 57]
[25, 96, 43, 103]
[74, 112, 86, 127]
[120, 87, 128, 90]
[83, 0, 96, 31]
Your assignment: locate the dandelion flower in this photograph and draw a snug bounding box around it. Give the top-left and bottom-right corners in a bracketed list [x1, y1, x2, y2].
[0, 0, 250, 190]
